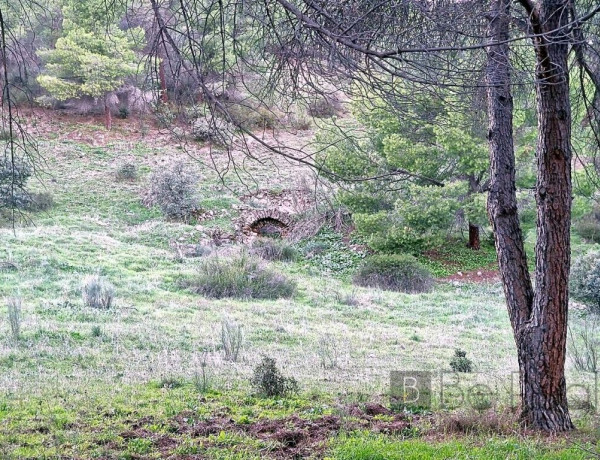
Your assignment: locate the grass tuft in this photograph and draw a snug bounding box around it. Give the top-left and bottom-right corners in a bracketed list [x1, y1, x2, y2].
[81, 275, 115, 309]
[186, 253, 296, 299]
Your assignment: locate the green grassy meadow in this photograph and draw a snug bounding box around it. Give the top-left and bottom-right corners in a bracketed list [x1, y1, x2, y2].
[0, 117, 599, 458]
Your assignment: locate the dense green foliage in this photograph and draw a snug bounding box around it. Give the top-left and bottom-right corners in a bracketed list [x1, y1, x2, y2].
[315, 93, 490, 252]
[353, 253, 433, 293]
[36, 0, 141, 103]
[0, 156, 32, 212]
[37, 28, 139, 101]
[449, 349, 474, 373]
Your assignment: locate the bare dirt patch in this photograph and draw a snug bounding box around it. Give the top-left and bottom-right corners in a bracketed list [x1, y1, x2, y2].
[121, 404, 417, 459]
[442, 269, 500, 284]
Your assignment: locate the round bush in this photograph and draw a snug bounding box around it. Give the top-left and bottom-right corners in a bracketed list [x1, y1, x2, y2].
[353, 254, 433, 293]
[190, 116, 233, 145]
[570, 250, 600, 313]
[115, 161, 138, 181]
[188, 253, 296, 300]
[0, 157, 32, 211]
[145, 161, 200, 221]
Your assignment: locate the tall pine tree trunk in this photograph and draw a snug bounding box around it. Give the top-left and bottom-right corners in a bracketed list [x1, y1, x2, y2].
[486, 0, 574, 431]
[523, 0, 574, 431]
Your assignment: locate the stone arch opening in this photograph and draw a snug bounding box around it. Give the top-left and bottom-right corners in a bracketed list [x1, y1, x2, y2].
[248, 217, 289, 237]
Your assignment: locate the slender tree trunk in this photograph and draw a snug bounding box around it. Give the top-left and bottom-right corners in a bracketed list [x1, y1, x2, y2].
[467, 222, 480, 250]
[104, 96, 112, 131]
[159, 59, 168, 103]
[486, 0, 574, 431]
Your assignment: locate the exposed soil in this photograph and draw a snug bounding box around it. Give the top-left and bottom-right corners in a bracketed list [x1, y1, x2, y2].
[442, 269, 501, 284]
[118, 403, 416, 459]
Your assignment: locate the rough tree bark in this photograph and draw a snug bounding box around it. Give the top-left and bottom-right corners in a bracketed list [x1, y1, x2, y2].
[487, 0, 574, 431]
[467, 223, 480, 250]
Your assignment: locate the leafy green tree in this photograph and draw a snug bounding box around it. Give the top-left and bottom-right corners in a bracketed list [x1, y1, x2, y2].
[317, 92, 490, 251]
[36, 1, 142, 129]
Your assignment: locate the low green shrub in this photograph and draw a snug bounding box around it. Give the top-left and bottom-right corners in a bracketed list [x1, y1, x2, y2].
[449, 349, 473, 373]
[190, 116, 233, 145]
[570, 250, 600, 313]
[115, 161, 138, 181]
[144, 161, 200, 221]
[251, 238, 297, 262]
[0, 157, 33, 212]
[188, 253, 296, 299]
[353, 254, 433, 293]
[81, 275, 115, 309]
[91, 325, 102, 337]
[225, 102, 279, 130]
[6, 191, 55, 213]
[573, 216, 600, 243]
[117, 106, 129, 119]
[251, 356, 299, 397]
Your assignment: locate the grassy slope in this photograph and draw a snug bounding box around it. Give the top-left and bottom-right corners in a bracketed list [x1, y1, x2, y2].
[0, 116, 598, 458]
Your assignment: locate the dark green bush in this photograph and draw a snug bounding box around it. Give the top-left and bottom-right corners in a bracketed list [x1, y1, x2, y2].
[353, 254, 433, 293]
[5, 191, 55, 213]
[450, 349, 473, 373]
[251, 356, 299, 397]
[570, 250, 600, 313]
[118, 106, 130, 119]
[0, 157, 32, 211]
[188, 253, 296, 299]
[251, 238, 298, 262]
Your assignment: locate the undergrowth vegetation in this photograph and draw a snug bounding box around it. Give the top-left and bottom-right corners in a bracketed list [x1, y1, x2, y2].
[0, 121, 599, 459]
[144, 160, 200, 221]
[81, 275, 115, 309]
[251, 237, 298, 261]
[570, 250, 600, 313]
[251, 356, 299, 397]
[186, 252, 297, 299]
[353, 254, 433, 293]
